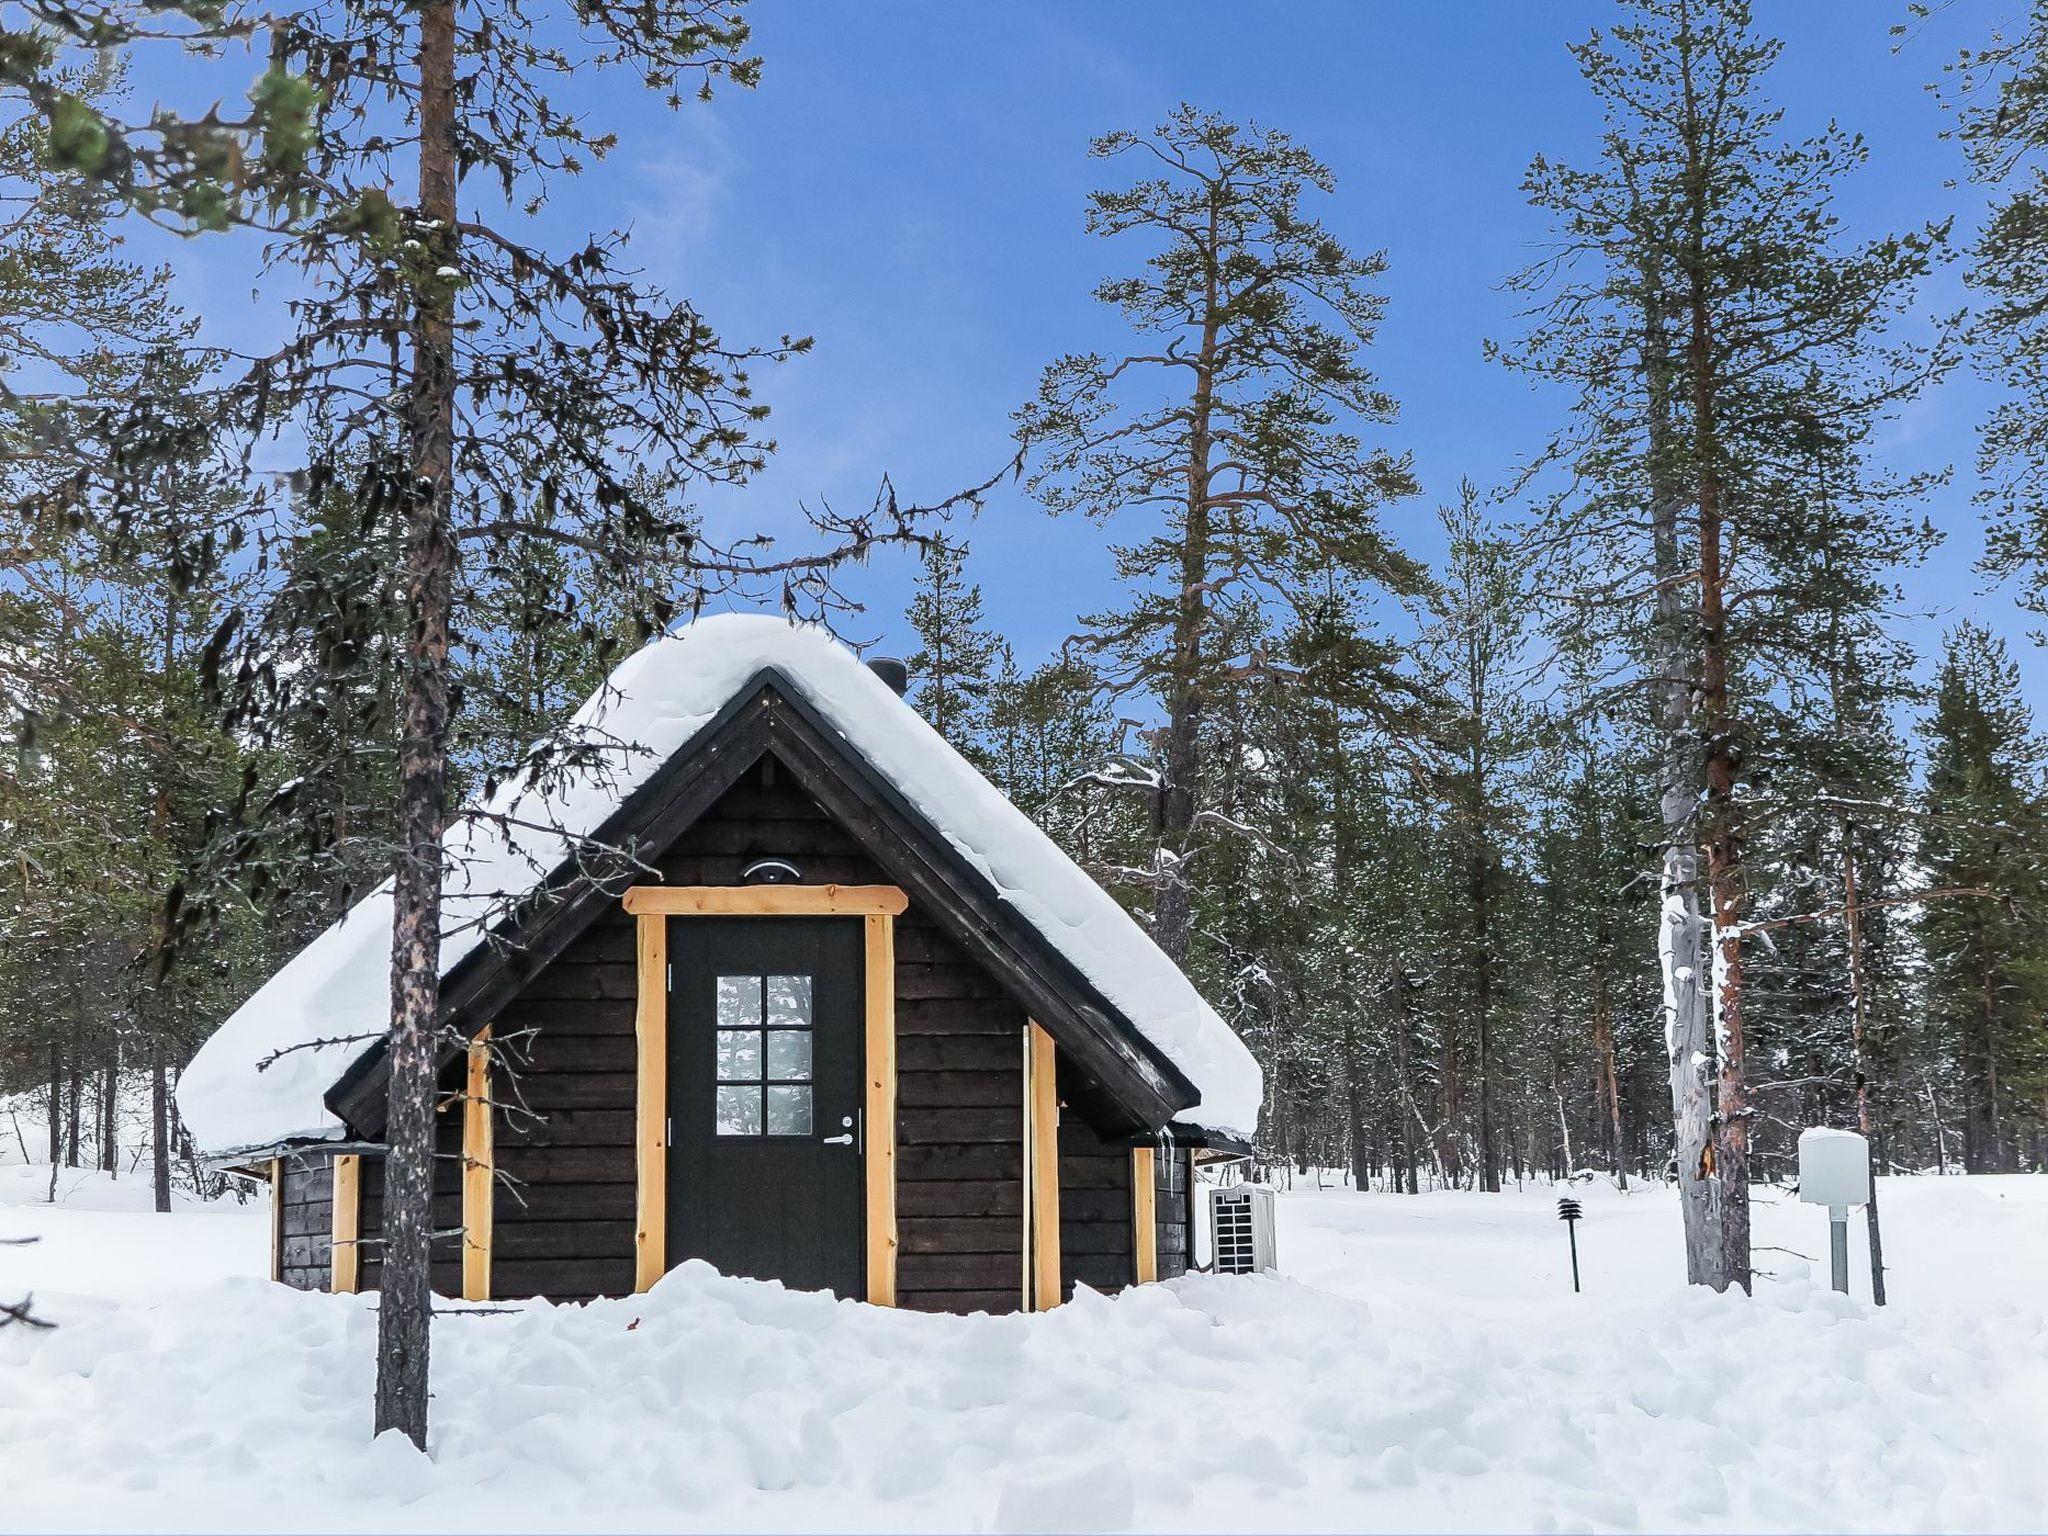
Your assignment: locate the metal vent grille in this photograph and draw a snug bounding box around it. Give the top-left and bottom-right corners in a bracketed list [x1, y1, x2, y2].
[1209, 1186, 1276, 1275]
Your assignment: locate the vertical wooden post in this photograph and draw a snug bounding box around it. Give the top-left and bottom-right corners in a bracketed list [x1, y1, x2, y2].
[1026, 1022, 1062, 1310]
[461, 1029, 493, 1301]
[1131, 1146, 1157, 1285]
[864, 913, 898, 1306]
[268, 1156, 283, 1283]
[332, 1153, 362, 1293]
[634, 911, 668, 1293]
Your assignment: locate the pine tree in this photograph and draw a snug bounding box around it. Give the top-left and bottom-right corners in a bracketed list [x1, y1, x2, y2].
[1420, 484, 1538, 1192]
[0, 53, 254, 1207]
[906, 537, 1001, 765]
[1948, 5, 2048, 636]
[1919, 626, 2048, 1173]
[1019, 105, 1422, 967]
[28, 0, 998, 1447]
[1502, 0, 1953, 1289]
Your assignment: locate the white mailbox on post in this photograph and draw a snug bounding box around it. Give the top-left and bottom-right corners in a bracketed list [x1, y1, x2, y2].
[1798, 1127, 1870, 1295]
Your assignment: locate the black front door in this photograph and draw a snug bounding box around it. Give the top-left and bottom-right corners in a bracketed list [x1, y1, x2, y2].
[667, 916, 866, 1297]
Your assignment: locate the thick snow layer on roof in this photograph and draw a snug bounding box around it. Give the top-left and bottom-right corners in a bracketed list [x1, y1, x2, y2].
[177, 613, 1262, 1155]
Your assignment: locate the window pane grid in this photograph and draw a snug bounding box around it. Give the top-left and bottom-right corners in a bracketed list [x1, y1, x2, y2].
[713, 974, 814, 1137]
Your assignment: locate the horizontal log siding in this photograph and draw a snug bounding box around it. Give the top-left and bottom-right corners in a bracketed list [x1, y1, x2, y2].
[276, 1149, 333, 1291]
[1155, 1144, 1192, 1280]
[894, 913, 1025, 1314]
[1056, 1051, 1135, 1300]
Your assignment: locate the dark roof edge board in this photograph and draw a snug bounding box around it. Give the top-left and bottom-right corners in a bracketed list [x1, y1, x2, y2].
[757, 676, 1200, 1118]
[1159, 1121, 1254, 1158]
[328, 668, 1202, 1138]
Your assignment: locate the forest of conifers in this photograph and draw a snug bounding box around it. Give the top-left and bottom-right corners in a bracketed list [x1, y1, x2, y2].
[3, 0, 2046, 1264]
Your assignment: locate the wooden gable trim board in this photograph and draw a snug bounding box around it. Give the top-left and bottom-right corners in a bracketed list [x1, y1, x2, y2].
[461, 1029, 493, 1301]
[629, 884, 904, 1307]
[1131, 1146, 1157, 1285]
[331, 1153, 362, 1294]
[1026, 1021, 1062, 1310]
[623, 883, 908, 917]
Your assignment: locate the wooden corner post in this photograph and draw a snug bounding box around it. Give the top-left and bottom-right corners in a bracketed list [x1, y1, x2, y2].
[1131, 1146, 1157, 1285]
[461, 1029, 493, 1301]
[269, 1157, 283, 1283]
[1026, 1022, 1062, 1310]
[332, 1153, 362, 1294]
[634, 911, 669, 1293]
[864, 912, 898, 1306]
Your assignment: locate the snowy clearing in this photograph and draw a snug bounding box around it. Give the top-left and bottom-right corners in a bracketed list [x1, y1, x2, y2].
[3, 1170, 2044, 1533]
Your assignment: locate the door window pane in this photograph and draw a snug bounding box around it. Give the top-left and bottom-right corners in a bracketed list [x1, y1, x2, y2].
[765, 1029, 811, 1082]
[716, 1029, 762, 1081]
[765, 1085, 813, 1136]
[717, 974, 762, 1029]
[711, 972, 815, 1136]
[765, 975, 812, 1028]
[715, 1085, 763, 1136]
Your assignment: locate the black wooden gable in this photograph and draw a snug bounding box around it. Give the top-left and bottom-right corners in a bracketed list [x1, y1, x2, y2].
[326, 668, 1202, 1139]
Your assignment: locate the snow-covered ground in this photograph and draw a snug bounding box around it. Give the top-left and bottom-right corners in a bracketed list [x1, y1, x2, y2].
[3, 1168, 2044, 1533]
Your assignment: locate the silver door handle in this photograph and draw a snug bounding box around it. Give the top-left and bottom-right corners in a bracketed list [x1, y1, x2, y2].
[822, 1133, 853, 1146]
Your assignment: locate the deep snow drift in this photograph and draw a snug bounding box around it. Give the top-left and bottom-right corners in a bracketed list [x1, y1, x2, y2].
[3, 1170, 2044, 1532]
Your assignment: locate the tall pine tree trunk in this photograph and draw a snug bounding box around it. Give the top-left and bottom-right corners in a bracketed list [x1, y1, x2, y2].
[46, 1043, 61, 1199]
[1646, 277, 1721, 1287]
[1840, 829, 1886, 1303]
[1470, 842, 1498, 1192]
[1591, 949, 1627, 1191]
[1389, 959, 1421, 1194]
[151, 1041, 172, 1214]
[1687, 242, 1753, 1296]
[98, 1053, 117, 1173]
[65, 1054, 80, 1168]
[1153, 209, 1222, 968]
[375, 0, 459, 1448]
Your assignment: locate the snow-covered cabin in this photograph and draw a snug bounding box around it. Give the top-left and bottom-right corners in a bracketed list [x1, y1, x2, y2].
[178, 615, 1260, 1313]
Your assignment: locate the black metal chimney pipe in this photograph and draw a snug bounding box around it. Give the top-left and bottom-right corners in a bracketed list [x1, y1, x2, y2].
[867, 656, 909, 696]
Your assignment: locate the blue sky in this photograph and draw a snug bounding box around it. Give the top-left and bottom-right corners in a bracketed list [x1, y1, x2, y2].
[146, 2, 2038, 710]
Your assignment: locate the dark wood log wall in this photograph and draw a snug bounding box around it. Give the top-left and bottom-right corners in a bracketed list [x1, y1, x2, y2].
[273, 750, 1173, 1315]
[895, 913, 1025, 1315]
[1056, 1052, 1136, 1300]
[276, 1150, 332, 1291]
[481, 752, 1028, 1311]
[1155, 1144, 1192, 1280]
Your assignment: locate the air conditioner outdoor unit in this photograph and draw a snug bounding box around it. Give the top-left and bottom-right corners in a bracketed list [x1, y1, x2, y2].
[1209, 1185, 1278, 1275]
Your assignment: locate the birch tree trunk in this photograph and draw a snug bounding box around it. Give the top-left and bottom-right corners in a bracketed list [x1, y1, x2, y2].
[374, 0, 459, 1448]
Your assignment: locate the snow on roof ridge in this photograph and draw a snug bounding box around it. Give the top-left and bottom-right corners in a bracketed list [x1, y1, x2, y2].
[177, 612, 1262, 1156]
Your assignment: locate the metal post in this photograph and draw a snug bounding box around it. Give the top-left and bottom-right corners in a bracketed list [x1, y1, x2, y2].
[1557, 1196, 1582, 1293]
[1828, 1204, 1849, 1295]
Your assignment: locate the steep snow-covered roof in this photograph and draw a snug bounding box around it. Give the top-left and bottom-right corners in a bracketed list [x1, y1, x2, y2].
[177, 613, 1262, 1156]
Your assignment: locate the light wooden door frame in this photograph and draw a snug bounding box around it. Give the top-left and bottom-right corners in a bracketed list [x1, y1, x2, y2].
[624, 884, 905, 1303]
